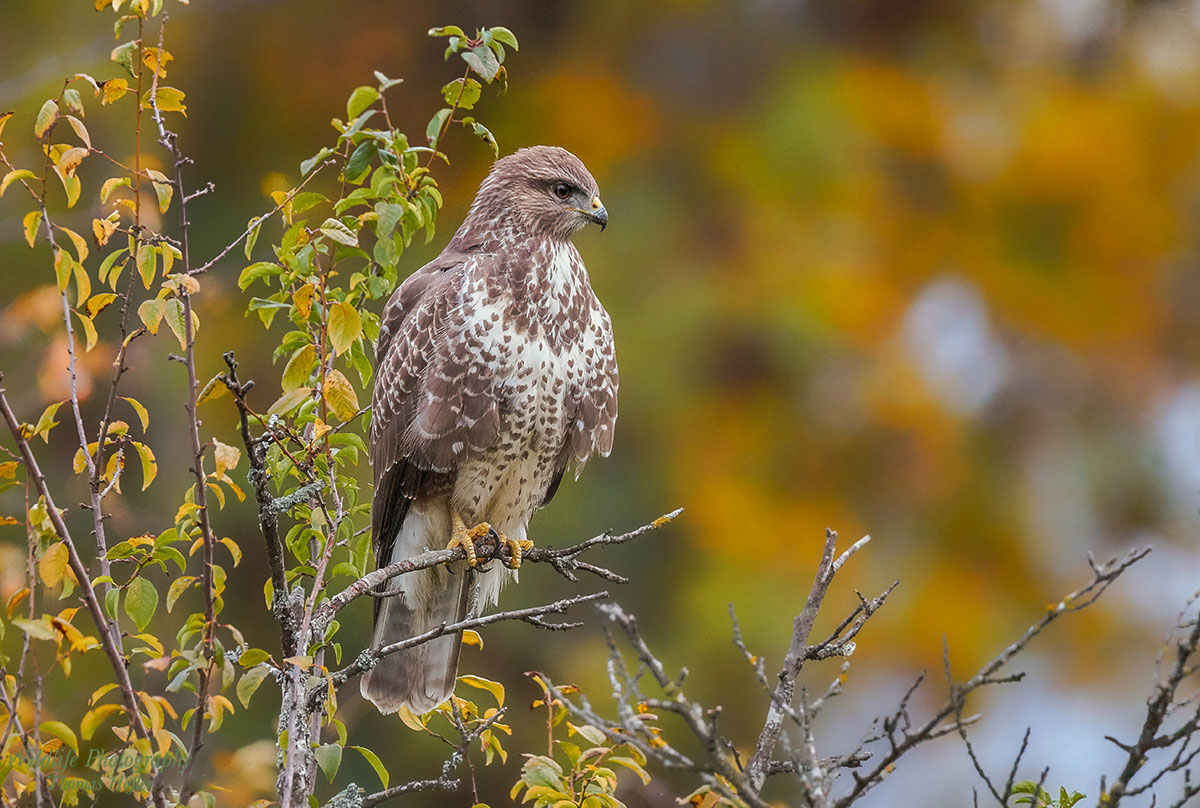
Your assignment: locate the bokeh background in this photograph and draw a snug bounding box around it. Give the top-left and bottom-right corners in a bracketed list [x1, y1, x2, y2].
[2, 0, 1200, 805]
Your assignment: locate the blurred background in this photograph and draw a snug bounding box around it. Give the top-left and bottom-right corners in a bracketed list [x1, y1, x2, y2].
[2, 0, 1200, 805]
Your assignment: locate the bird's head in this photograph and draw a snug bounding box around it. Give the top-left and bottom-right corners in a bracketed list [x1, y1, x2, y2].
[470, 145, 607, 242]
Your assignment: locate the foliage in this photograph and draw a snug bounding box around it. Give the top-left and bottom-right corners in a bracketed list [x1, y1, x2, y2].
[0, 5, 537, 805]
[1010, 782, 1086, 808]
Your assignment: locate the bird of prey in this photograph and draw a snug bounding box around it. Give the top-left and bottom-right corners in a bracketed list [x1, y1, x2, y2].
[361, 146, 618, 714]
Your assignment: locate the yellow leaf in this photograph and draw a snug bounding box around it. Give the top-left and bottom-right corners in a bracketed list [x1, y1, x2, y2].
[72, 259, 91, 307]
[140, 86, 187, 116]
[33, 99, 57, 139]
[327, 301, 362, 356]
[86, 293, 118, 318]
[100, 176, 131, 204]
[132, 441, 157, 490]
[293, 283, 315, 318]
[462, 629, 483, 649]
[0, 111, 12, 138]
[213, 438, 240, 478]
[74, 312, 98, 352]
[142, 47, 174, 78]
[322, 369, 359, 422]
[58, 147, 88, 178]
[281, 344, 316, 391]
[121, 396, 149, 431]
[23, 210, 42, 248]
[39, 542, 69, 588]
[92, 217, 117, 246]
[38, 721, 78, 755]
[396, 704, 427, 732]
[0, 169, 36, 197]
[138, 298, 166, 334]
[269, 387, 312, 416]
[6, 588, 29, 617]
[81, 704, 123, 740]
[60, 226, 89, 263]
[458, 674, 505, 707]
[101, 79, 129, 105]
[54, 249, 71, 291]
[64, 115, 91, 147]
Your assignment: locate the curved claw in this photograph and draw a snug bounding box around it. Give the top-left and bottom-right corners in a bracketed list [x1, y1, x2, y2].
[502, 537, 535, 570]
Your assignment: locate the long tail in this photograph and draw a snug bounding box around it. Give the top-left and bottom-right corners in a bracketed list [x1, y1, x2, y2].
[361, 503, 469, 714]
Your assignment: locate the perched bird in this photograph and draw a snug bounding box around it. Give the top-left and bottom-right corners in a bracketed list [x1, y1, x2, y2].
[361, 146, 618, 714]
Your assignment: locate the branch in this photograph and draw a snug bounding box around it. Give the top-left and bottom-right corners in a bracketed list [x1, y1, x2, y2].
[313, 509, 681, 627]
[0, 382, 166, 808]
[747, 529, 870, 791]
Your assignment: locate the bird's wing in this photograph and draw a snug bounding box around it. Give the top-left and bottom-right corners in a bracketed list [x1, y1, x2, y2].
[543, 304, 619, 507]
[370, 251, 504, 576]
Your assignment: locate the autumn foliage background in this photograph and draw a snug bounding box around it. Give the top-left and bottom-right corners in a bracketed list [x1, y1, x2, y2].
[2, 0, 1200, 805]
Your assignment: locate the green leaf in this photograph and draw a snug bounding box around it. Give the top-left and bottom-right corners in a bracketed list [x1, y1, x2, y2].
[345, 140, 377, 184]
[375, 202, 404, 238]
[124, 576, 158, 631]
[327, 302, 362, 356]
[351, 745, 389, 789]
[98, 247, 127, 285]
[12, 617, 55, 641]
[62, 88, 84, 117]
[463, 118, 498, 157]
[166, 575, 195, 612]
[462, 46, 500, 82]
[442, 77, 482, 110]
[428, 25, 465, 38]
[136, 243, 157, 289]
[426, 108, 452, 144]
[290, 191, 328, 216]
[39, 721, 79, 755]
[138, 298, 166, 334]
[346, 86, 380, 119]
[300, 147, 333, 176]
[315, 744, 342, 783]
[0, 169, 35, 197]
[110, 40, 138, 78]
[104, 587, 120, 622]
[33, 100, 58, 139]
[488, 26, 519, 51]
[146, 169, 173, 214]
[238, 261, 280, 290]
[236, 665, 270, 708]
[163, 298, 199, 351]
[238, 648, 271, 668]
[319, 218, 358, 247]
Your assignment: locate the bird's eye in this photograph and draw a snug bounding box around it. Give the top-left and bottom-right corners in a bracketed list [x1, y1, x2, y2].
[552, 182, 572, 201]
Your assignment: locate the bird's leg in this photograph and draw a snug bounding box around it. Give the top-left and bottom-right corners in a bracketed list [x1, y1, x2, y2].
[447, 511, 493, 567]
[501, 535, 535, 570]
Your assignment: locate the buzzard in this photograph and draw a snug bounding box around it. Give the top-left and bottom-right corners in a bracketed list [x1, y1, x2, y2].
[361, 146, 618, 714]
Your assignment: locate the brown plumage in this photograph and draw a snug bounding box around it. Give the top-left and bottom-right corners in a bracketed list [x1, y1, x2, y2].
[361, 146, 618, 714]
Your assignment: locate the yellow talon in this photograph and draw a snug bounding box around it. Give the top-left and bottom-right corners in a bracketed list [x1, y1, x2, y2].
[503, 537, 535, 569]
[448, 513, 493, 567]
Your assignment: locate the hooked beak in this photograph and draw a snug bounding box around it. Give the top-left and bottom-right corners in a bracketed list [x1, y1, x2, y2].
[585, 196, 608, 231]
